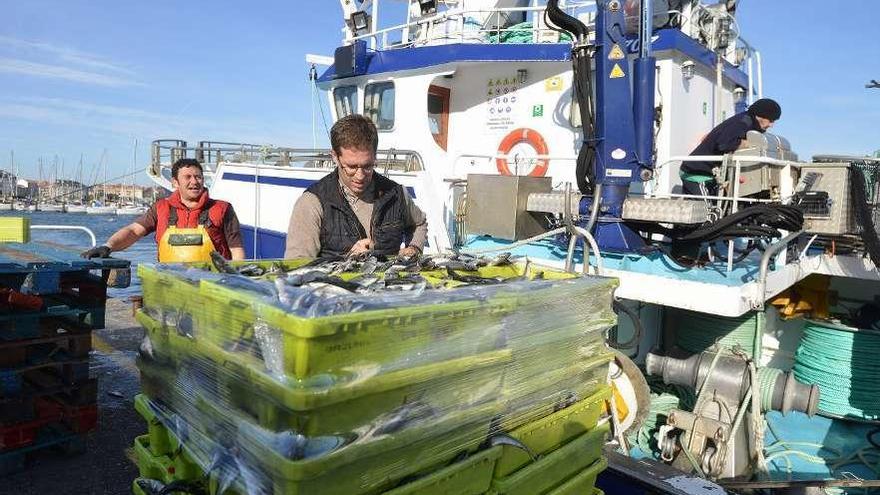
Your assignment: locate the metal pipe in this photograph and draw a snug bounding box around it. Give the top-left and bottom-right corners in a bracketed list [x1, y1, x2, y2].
[746, 56, 754, 105]
[634, 0, 656, 170]
[564, 182, 576, 272]
[30, 225, 97, 247]
[370, 0, 379, 50]
[754, 230, 803, 309]
[585, 182, 602, 233]
[755, 50, 764, 98]
[639, 0, 653, 59]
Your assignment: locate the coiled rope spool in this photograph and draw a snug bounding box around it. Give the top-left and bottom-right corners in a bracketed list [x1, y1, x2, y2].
[669, 308, 762, 359]
[794, 320, 880, 422]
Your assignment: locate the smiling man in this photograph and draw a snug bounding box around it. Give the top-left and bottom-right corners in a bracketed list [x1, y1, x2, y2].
[284, 114, 428, 259]
[82, 158, 246, 262]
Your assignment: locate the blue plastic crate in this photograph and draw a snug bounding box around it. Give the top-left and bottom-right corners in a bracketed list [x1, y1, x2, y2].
[0, 370, 22, 396]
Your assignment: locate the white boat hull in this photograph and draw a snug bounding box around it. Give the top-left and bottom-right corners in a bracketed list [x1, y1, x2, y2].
[116, 206, 147, 215]
[86, 206, 117, 215]
[38, 204, 65, 212]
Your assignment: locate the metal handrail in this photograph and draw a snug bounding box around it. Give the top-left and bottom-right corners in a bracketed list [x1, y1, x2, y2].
[753, 230, 803, 310]
[150, 140, 426, 173]
[30, 225, 97, 247]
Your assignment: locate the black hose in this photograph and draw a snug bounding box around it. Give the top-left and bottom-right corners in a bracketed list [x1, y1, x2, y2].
[546, 0, 596, 194]
[573, 50, 597, 193]
[610, 299, 643, 349]
[674, 204, 804, 244]
[545, 0, 588, 42]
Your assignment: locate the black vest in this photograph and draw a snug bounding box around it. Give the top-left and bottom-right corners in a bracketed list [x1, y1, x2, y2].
[307, 170, 411, 257]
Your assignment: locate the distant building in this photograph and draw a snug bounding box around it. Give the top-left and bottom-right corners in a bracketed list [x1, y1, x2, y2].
[100, 183, 145, 202]
[0, 170, 15, 197]
[32, 180, 85, 203]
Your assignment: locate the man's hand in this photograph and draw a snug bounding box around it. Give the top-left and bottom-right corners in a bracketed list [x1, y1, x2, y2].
[348, 238, 373, 256]
[398, 245, 421, 258]
[81, 245, 112, 259]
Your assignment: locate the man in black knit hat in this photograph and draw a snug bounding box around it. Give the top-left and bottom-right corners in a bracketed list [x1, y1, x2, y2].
[681, 98, 782, 196]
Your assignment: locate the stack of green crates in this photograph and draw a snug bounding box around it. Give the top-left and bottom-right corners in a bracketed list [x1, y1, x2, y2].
[132, 259, 617, 494]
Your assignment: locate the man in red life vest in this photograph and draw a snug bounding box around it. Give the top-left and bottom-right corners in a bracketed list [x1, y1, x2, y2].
[81, 158, 246, 262]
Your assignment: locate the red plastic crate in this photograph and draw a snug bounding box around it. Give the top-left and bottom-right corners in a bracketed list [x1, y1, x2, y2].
[0, 419, 40, 450]
[65, 405, 97, 433]
[33, 398, 65, 422]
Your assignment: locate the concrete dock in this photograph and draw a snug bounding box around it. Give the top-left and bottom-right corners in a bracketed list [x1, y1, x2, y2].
[5, 298, 144, 495]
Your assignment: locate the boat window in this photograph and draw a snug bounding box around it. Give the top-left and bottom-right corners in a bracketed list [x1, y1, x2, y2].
[364, 82, 395, 130]
[427, 85, 450, 150]
[333, 86, 359, 118]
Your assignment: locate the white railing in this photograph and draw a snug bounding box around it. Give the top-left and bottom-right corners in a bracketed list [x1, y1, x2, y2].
[149, 140, 426, 185]
[30, 225, 97, 247]
[346, 1, 597, 51]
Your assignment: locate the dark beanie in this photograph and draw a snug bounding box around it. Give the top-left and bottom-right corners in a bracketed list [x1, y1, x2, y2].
[747, 98, 781, 121]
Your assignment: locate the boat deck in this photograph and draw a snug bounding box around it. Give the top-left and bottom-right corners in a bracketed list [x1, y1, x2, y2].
[464, 236, 880, 317]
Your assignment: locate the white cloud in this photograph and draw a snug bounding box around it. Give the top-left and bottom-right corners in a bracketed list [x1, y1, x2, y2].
[0, 97, 301, 146]
[0, 35, 140, 86]
[0, 58, 142, 87]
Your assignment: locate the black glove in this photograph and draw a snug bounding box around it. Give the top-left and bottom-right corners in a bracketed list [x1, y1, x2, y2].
[81, 245, 112, 259]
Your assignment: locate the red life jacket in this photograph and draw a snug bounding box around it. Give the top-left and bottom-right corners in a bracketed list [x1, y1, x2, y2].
[155, 190, 232, 259]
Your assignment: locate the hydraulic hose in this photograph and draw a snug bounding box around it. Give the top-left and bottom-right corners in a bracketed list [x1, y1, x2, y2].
[545, 0, 588, 42]
[610, 298, 643, 349]
[547, 0, 597, 194]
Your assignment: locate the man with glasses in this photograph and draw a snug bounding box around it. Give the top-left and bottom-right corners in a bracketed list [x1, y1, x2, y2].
[284, 114, 428, 259]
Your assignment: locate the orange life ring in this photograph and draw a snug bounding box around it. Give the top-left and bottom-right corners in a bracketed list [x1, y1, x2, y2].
[496, 128, 550, 177]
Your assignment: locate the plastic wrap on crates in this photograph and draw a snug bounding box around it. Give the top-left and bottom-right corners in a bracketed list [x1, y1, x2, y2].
[135, 257, 617, 495]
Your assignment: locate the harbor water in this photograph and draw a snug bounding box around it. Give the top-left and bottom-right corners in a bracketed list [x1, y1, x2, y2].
[0, 210, 156, 299]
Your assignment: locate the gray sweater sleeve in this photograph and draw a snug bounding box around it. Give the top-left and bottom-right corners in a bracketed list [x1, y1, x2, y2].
[284, 192, 323, 259]
[404, 190, 428, 251]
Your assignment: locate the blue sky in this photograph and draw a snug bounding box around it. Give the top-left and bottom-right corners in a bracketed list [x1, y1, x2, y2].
[1, 1, 878, 184]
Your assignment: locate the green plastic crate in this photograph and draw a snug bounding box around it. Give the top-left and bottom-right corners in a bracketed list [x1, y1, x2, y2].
[138, 264, 202, 322]
[132, 479, 145, 495]
[488, 422, 609, 495]
[134, 393, 175, 457]
[157, 396, 500, 495]
[0, 217, 29, 243]
[380, 446, 502, 495]
[136, 322, 510, 437]
[199, 278, 510, 382]
[500, 353, 612, 429]
[133, 398, 204, 481]
[544, 459, 608, 495]
[253, 404, 498, 495]
[133, 435, 176, 484]
[495, 385, 612, 479]
[504, 323, 610, 381]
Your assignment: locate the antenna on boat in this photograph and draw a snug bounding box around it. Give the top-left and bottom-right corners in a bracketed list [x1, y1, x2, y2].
[305, 54, 334, 147]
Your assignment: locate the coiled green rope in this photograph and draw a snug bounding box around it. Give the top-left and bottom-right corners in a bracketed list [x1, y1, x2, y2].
[629, 376, 696, 458]
[757, 367, 781, 412]
[671, 308, 762, 359]
[794, 321, 880, 421]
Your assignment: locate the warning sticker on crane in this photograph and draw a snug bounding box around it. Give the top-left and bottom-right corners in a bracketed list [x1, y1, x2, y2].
[610, 64, 625, 79]
[608, 44, 625, 60]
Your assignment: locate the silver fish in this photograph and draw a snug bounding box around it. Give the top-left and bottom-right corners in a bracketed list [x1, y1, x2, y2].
[237, 264, 265, 277]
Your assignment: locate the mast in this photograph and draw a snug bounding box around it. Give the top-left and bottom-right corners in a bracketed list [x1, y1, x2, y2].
[78, 154, 84, 203]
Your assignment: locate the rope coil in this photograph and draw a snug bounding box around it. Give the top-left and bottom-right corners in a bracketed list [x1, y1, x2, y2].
[794, 320, 880, 422]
